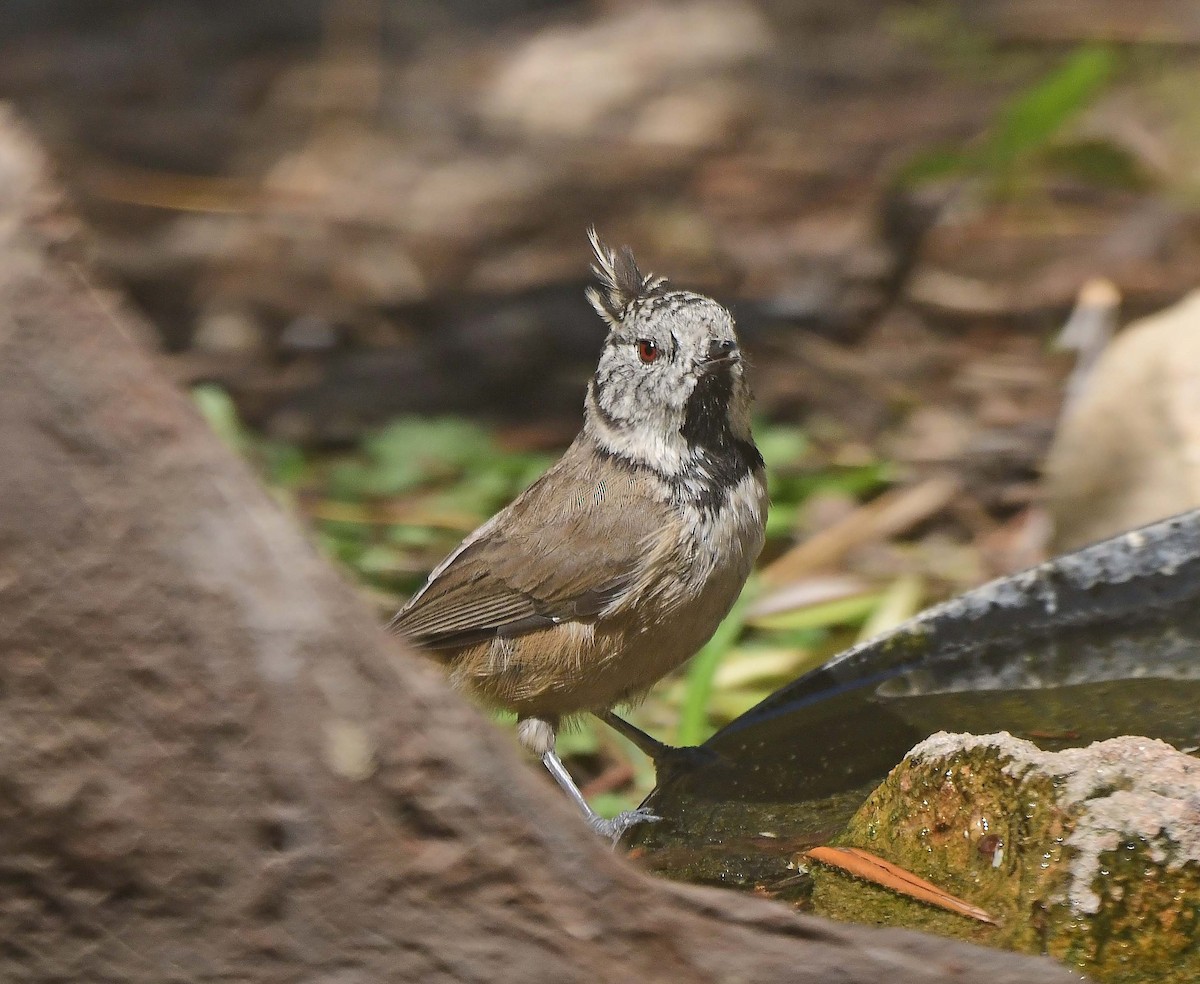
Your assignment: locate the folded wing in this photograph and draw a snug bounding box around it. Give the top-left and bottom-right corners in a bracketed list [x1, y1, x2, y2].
[390, 460, 670, 653]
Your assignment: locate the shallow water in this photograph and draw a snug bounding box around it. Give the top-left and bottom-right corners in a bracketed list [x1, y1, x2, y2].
[631, 510, 1200, 883]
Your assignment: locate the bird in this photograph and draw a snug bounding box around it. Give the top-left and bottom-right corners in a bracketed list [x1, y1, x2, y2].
[390, 229, 768, 838]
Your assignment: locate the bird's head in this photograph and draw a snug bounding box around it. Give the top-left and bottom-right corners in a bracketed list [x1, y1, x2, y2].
[583, 229, 754, 478]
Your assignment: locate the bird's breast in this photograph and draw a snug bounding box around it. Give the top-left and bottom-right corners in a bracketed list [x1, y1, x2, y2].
[677, 468, 769, 592]
[616, 467, 767, 655]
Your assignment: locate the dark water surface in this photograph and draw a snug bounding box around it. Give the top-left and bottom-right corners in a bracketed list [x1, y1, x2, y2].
[632, 510, 1200, 883]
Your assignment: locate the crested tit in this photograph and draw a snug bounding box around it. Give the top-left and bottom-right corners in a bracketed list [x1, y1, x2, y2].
[391, 230, 767, 838]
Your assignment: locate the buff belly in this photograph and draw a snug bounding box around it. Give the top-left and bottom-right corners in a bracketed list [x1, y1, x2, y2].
[449, 561, 751, 720]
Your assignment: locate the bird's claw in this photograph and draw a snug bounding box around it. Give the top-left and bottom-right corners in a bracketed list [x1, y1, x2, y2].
[589, 807, 662, 842]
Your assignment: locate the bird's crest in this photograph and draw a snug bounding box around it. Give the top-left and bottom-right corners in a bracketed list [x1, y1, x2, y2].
[585, 227, 668, 329]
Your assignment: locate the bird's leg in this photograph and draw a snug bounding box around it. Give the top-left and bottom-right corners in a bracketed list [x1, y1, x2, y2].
[597, 710, 719, 780]
[517, 716, 660, 842]
[598, 710, 672, 759]
[539, 750, 662, 841]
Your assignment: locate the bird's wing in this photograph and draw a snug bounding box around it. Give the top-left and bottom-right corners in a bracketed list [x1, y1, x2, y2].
[389, 458, 671, 653]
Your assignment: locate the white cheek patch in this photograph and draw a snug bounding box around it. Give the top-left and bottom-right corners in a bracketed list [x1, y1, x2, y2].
[595, 423, 692, 476]
[587, 361, 701, 476]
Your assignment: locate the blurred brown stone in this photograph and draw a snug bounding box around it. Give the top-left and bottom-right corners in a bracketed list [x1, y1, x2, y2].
[1045, 289, 1200, 551]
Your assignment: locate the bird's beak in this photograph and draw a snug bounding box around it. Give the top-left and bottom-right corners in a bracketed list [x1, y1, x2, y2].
[699, 338, 740, 370]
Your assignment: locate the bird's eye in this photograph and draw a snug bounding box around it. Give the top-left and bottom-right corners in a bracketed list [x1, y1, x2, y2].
[636, 339, 660, 364]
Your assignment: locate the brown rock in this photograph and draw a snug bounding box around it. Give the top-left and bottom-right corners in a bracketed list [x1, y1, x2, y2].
[1045, 289, 1200, 551]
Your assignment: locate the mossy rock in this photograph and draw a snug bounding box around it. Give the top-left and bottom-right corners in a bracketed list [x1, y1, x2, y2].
[810, 732, 1200, 984]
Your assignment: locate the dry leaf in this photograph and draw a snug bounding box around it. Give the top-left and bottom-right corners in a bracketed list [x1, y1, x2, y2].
[299, 498, 479, 530]
[760, 476, 960, 587]
[747, 574, 870, 619]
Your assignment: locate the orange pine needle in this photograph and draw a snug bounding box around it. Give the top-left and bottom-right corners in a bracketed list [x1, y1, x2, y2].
[805, 845, 997, 925]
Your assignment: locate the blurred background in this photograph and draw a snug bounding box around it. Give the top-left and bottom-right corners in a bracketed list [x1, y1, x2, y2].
[6, 0, 1200, 814]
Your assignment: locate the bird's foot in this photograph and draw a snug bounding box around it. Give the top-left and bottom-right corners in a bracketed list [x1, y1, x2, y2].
[588, 806, 662, 842]
[649, 742, 719, 781]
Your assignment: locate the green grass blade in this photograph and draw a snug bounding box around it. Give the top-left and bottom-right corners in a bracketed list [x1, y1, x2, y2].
[982, 44, 1116, 182]
[676, 589, 754, 747]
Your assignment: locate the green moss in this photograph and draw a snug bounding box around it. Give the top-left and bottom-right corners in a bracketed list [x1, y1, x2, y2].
[1047, 843, 1200, 984]
[810, 744, 1064, 950]
[808, 742, 1200, 983]
[630, 785, 877, 897]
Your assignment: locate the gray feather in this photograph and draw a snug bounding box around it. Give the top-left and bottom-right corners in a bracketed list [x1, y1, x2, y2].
[389, 446, 671, 653]
[585, 227, 667, 328]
